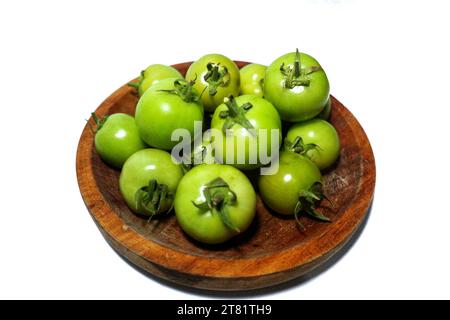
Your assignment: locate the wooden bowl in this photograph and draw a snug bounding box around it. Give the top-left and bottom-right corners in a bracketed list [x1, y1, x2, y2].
[76, 61, 376, 291]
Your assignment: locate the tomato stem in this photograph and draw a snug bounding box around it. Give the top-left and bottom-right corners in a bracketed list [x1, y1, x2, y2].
[203, 62, 230, 96]
[285, 136, 322, 155]
[135, 179, 173, 217]
[127, 70, 145, 95]
[192, 177, 240, 232]
[90, 112, 108, 133]
[159, 79, 200, 103]
[293, 48, 301, 78]
[218, 95, 255, 134]
[127, 82, 139, 89]
[294, 181, 331, 229]
[280, 48, 322, 89]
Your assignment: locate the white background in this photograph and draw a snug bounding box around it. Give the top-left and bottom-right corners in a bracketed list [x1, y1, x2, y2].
[1, 0, 449, 299]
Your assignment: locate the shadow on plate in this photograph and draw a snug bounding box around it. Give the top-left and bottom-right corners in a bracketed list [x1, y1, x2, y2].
[111, 199, 374, 298]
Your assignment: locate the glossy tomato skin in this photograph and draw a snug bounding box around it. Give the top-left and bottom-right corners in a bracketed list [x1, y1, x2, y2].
[94, 113, 146, 168]
[185, 54, 240, 112]
[174, 164, 256, 244]
[143, 77, 180, 93]
[258, 151, 321, 215]
[119, 149, 183, 215]
[211, 95, 282, 170]
[138, 64, 183, 96]
[239, 63, 266, 97]
[316, 98, 332, 121]
[285, 119, 340, 170]
[264, 51, 330, 122]
[135, 80, 204, 150]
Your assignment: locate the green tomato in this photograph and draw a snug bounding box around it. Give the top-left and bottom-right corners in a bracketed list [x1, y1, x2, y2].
[143, 77, 181, 93]
[285, 119, 340, 170]
[186, 54, 240, 112]
[174, 164, 256, 244]
[239, 63, 266, 97]
[135, 79, 204, 150]
[258, 151, 330, 226]
[264, 49, 330, 122]
[119, 149, 183, 217]
[316, 98, 332, 120]
[211, 95, 282, 170]
[129, 64, 183, 96]
[93, 113, 146, 168]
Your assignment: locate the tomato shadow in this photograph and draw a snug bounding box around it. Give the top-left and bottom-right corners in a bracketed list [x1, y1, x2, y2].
[111, 197, 374, 298]
[320, 153, 341, 176]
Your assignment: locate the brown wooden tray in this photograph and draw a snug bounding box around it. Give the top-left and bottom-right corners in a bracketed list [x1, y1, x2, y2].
[76, 61, 376, 291]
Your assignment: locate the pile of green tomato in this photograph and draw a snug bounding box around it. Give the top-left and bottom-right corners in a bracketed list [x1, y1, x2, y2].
[91, 50, 340, 245]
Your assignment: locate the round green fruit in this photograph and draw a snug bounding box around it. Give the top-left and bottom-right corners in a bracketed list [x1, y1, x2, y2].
[285, 119, 340, 170]
[93, 112, 146, 168]
[135, 79, 204, 150]
[239, 63, 266, 97]
[129, 64, 183, 96]
[211, 95, 282, 170]
[174, 164, 256, 244]
[119, 149, 183, 217]
[264, 49, 330, 122]
[186, 54, 240, 112]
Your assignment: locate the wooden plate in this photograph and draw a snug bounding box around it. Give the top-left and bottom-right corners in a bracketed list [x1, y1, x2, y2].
[76, 61, 376, 291]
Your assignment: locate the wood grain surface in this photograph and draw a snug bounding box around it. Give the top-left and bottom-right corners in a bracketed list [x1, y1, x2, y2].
[76, 61, 376, 291]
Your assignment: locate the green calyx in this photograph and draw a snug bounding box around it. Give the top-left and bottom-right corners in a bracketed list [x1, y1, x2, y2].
[159, 79, 200, 103]
[203, 62, 230, 96]
[294, 181, 331, 230]
[218, 95, 255, 134]
[285, 136, 321, 155]
[127, 70, 145, 92]
[135, 179, 173, 217]
[90, 112, 108, 133]
[192, 177, 240, 232]
[280, 48, 322, 89]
